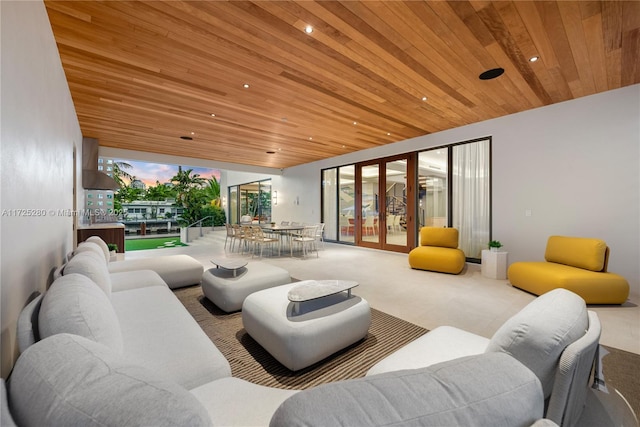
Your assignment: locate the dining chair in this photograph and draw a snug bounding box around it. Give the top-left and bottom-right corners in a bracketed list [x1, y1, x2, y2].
[251, 226, 280, 258]
[386, 215, 396, 233]
[241, 225, 255, 254]
[363, 215, 376, 236]
[393, 215, 402, 233]
[339, 215, 353, 236]
[224, 223, 234, 249]
[280, 221, 289, 225]
[231, 224, 244, 252]
[291, 225, 318, 258]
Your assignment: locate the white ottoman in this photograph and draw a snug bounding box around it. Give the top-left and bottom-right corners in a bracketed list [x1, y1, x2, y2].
[201, 261, 290, 312]
[242, 282, 371, 371]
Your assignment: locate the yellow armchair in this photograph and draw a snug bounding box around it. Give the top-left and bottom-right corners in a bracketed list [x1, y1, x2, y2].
[508, 236, 629, 304]
[408, 227, 466, 274]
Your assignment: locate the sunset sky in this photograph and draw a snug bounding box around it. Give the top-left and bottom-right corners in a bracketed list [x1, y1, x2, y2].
[115, 159, 221, 188]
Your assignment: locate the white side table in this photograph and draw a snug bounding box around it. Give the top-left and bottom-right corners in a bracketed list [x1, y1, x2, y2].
[481, 249, 508, 280]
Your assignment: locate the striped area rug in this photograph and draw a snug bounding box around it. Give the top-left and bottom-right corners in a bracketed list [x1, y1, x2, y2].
[173, 284, 427, 389]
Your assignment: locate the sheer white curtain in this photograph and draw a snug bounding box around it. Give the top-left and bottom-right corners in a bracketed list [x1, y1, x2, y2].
[452, 139, 490, 259]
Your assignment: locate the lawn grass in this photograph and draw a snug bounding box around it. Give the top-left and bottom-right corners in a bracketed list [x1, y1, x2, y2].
[125, 237, 188, 251]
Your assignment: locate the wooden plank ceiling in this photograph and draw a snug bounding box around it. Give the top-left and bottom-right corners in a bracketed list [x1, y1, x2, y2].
[45, 1, 640, 169]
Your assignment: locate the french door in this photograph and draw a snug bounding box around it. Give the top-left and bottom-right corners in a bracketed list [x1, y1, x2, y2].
[355, 154, 416, 252]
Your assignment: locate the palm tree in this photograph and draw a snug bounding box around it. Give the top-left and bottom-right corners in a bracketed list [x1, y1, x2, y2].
[203, 177, 221, 207]
[112, 161, 134, 188]
[171, 166, 207, 225]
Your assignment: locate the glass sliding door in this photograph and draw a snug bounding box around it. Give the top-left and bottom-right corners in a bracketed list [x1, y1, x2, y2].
[356, 155, 415, 252]
[338, 165, 355, 243]
[452, 139, 490, 260]
[384, 158, 408, 248]
[418, 149, 448, 229]
[358, 163, 380, 245]
[322, 168, 338, 241]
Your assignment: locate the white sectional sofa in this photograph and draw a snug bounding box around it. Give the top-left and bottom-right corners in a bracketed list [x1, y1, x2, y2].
[3, 240, 571, 426]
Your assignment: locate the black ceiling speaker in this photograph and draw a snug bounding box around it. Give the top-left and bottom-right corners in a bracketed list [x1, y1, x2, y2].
[479, 68, 505, 80]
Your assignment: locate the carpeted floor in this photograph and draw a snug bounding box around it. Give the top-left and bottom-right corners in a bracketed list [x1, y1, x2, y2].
[174, 285, 639, 416]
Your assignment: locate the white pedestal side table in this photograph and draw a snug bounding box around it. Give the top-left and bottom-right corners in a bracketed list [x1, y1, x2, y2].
[481, 249, 508, 280]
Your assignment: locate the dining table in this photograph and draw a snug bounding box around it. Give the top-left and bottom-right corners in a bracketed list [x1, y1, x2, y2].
[260, 224, 305, 253]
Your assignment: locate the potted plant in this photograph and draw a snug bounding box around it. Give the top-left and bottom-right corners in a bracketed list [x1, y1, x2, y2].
[107, 243, 118, 261]
[488, 240, 503, 252]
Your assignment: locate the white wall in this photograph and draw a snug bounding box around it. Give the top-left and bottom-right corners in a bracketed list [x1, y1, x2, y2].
[282, 85, 640, 300]
[0, 1, 81, 376]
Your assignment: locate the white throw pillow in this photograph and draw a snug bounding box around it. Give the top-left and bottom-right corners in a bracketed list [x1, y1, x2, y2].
[39, 274, 123, 353]
[63, 251, 112, 296]
[8, 334, 211, 427]
[486, 288, 588, 397]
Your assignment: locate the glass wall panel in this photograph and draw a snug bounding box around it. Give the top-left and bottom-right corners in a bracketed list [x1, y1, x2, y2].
[322, 168, 338, 241]
[233, 179, 272, 224]
[385, 159, 407, 246]
[452, 139, 490, 259]
[361, 164, 379, 243]
[228, 186, 238, 224]
[418, 149, 448, 229]
[338, 165, 355, 243]
[259, 181, 272, 223]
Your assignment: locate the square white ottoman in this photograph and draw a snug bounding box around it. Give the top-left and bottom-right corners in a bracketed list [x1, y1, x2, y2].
[242, 282, 371, 371]
[201, 261, 290, 312]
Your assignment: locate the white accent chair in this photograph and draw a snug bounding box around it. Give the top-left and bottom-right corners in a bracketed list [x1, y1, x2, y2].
[367, 289, 602, 427]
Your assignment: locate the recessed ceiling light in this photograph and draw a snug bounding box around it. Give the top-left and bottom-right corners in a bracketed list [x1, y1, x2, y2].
[529, 56, 539, 62]
[190, 131, 195, 135]
[353, 121, 357, 125]
[266, 151, 276, 154]
[309, 137, 313, 140]
[304, 25, 313, 34]
[243, 83, 250, 88]
[210, 113, 216, 117]
[341, 145, 346, 148]
[479, 68, 504, 80]
[180, 136, 193, 141]
[387, 132, 391, 136]
[421, 96, 428, 101]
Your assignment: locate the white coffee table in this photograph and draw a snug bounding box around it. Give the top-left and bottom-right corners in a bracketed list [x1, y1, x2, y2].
[210, 258, 248, 277]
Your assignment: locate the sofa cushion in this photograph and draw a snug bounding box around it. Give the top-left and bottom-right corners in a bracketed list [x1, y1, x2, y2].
[86, 235, 111, 263]
[7, 334, 211, 427]
[64, 251, 112, 296]
[107, 255, 204, 289]
[544, 236, 607, 272]
[38, 274, 123, 353]
[110, 286, 232, 389]
[270, 352, 543, 427]
[420, 226, 459, 248]
[73, 241, 107, 262]
[486, 288, 588, 398]
[191, 377, 298, 426]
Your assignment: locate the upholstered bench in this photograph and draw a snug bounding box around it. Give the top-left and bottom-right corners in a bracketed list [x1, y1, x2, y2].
[242, 282, 371, 371]
[508, 236, 629, 304]
[201, 261, 290, 312]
